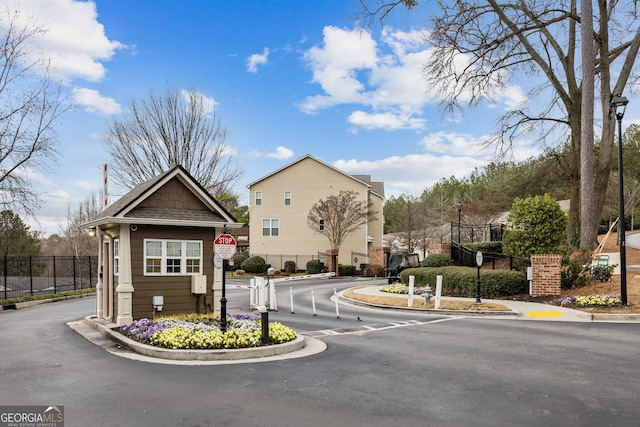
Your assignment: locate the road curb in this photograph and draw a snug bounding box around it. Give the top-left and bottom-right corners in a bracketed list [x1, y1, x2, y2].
[81, 315, 314, 362]
[1, 292, 95, 311]
[337, 292, 518, 317]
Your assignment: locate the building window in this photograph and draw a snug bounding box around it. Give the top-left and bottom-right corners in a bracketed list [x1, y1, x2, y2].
[144, 239, 202, 275]
[262, 219, 280, 236]
[113, 239, 120, 275]
[319, 219, 325, 231]
[255, 191, 262, 206]
[284, 191, 291, 206]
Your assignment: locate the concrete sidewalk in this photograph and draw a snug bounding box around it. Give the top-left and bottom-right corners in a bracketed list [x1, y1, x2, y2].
[342, 285, 640, 323]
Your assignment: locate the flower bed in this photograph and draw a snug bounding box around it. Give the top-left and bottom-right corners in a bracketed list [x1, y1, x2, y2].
[118, 313, 296, 350]
[381, 284, 428, 295]
[556, 295, 622, 308]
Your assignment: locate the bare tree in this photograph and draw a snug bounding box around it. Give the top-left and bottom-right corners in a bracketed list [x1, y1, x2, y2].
[105, 85, 242, 195]
[0, 7, 67, 215]
[360, 0, 640, 248]
[389, 194, 426, 253]
[59, 193, 101, 257]
[307, 190, 378, 255]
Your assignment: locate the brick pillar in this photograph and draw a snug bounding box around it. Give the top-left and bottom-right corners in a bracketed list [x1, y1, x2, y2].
[326, 249, 339, 277]
[428, 242, 452, 256]
[530, 254, 562, 297]
[370, 246, 390, 267]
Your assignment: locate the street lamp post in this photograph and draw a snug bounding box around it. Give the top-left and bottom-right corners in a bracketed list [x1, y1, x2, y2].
[611, 94, 629, 305]
[457, 202, 463, 244]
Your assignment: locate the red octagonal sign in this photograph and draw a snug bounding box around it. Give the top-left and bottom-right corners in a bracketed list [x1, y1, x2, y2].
[214, 234, 237, 260]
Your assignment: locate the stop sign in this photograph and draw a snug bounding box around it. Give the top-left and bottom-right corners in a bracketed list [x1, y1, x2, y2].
[214, 234, 237, 260]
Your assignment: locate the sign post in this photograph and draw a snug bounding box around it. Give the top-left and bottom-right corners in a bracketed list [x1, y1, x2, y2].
[214, 230, 237, 332]
[475, 251, 483, 304]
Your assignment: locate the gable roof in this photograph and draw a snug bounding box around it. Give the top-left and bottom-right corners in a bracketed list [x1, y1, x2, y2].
[246, 154, 385, 199]
[83, 165, 241, 230]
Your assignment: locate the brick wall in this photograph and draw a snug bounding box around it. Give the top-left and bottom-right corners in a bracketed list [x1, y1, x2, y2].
[530, 254, 562, 296]
[369, 247, 389, 267]
[326, 249, 339, 276]
[428, 242, 451, 256]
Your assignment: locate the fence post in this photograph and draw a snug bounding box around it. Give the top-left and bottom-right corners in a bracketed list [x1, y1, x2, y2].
[53, 255, 57, 295]
[73, 256, 77, 290]
[29, 256, 33, 296]
[3, 255, 6, 300]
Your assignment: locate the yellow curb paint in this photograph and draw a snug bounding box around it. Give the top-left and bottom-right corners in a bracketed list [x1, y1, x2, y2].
[525, 311, 565, 318]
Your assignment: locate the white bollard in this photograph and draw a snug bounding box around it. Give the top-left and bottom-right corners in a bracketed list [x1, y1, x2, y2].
[289, 286, 295, 314]
[435, 275, 443, 309]
[250, 278, 256, 307]
[408, 275, 415, 307]
[311, 289, 317, 316]
[269, 278, 277, 311]
[334, 288, 341, 319]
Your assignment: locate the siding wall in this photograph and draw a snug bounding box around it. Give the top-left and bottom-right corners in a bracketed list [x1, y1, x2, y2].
[249, 157, 384, 266]
[128, 225, 216, 319]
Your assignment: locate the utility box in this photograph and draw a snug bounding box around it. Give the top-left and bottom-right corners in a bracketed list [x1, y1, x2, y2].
[191, 275, 207, 294]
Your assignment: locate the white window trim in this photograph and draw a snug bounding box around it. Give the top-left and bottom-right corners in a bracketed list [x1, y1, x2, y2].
[319, 219, 325, 232]
[284, 191, 291, 206]
[143, 239, 203, 276]
[262, 218, 280, 236]
[255, 191, 262, 206]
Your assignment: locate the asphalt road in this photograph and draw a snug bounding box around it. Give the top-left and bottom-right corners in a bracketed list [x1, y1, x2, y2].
[1, 278, 640, 427]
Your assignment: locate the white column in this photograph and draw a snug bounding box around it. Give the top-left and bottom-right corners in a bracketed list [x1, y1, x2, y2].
[115, 226, 134, 326]
[212, 255, 222, 315]
[95, 227, 104, 319]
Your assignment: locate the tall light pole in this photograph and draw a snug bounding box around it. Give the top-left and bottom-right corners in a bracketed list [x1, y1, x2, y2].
[611, 94, 629, 305]
[457, 202, 463, 244]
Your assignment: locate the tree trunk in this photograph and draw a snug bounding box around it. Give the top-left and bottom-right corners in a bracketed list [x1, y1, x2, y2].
[579, 0, 596, 249]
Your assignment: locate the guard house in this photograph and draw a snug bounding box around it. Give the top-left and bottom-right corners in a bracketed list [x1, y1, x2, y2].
[83, 165, 242, 326]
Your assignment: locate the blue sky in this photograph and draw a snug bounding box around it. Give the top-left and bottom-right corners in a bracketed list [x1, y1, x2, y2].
[4, 0, 588, 235]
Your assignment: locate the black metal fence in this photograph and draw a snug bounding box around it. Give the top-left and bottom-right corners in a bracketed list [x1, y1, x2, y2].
[451, 242, 530, 271]
[451, 223, 504, 244]
[1, 256, 98, 301]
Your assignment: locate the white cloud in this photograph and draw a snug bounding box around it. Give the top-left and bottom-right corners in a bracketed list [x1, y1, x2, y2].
[72, 88, 121, 115]
[247, 48, 270, 73]
[300, 25, 528, 132]
[418, 131, 489, 155]
[334, 151, 487, 199]
[74, 180, 98, 191]
[251, 146, 294, 160]
[348, 110, 426, 131]
[181, 89, 219, 115]
[4, 0, 124, 83]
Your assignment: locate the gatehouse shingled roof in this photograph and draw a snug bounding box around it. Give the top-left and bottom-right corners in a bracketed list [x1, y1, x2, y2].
[83, 165, 240, 230]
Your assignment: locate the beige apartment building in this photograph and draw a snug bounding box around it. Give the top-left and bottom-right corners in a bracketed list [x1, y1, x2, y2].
[247, 155, 384, 269]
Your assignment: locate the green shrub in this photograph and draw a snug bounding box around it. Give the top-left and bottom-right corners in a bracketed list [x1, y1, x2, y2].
[284, 260, 296, 274]
[421, 253, 454, 268]
[399, 266, 527, 298]
[561, 259, 590, 289]
[306, 259, 324, 274]
[465, 242, 503, 254]
[591, 264, 616, 282]
[241, 256, 267, 274]
[232, 254, 248, 271]
[338, 264, 356, 276]
[364, 264, 385, 277]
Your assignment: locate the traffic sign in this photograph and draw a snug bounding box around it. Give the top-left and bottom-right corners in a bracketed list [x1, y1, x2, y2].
[214, 234, 237, 260]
